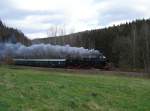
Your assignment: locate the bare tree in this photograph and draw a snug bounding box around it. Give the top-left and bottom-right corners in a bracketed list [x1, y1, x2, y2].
[47, 25, 58, 37]
[132, 24, 137, 69]
[47, 25, 75, 37]
[59, 25, 66, 36]
[47, 25, 67, 37]
[144, 23, 150, 72]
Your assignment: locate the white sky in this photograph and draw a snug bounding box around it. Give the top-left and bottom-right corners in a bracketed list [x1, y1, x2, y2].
[0, 0, 150, 39]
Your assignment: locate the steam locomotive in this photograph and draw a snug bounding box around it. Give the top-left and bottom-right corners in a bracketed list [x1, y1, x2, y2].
[13, 54, 107, 69]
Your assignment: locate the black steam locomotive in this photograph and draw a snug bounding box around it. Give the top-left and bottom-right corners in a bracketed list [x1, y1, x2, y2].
[13, 54, 107, 69]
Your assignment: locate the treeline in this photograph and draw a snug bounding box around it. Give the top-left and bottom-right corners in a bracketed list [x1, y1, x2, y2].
[94, 19, 150, 72]
[33, 32, 95, 49]
[34, 19, 150, 72]
[0, 20, 31, 45]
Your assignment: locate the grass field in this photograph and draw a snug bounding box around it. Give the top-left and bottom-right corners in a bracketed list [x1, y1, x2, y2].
[0, 66, 150, 111]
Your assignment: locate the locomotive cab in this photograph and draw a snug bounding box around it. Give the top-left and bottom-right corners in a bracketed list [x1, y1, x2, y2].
[66, 53, 107, 69]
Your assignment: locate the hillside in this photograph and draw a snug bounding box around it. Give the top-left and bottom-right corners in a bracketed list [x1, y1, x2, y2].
[33, 32, 95, 49]
[33, 19, 150, 71]
[0, 20, 31, 45]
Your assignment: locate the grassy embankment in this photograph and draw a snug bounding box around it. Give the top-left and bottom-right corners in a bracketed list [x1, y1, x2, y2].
[0, 66, 150, 111]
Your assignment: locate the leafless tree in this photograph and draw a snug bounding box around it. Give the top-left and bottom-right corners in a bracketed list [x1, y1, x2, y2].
[143, 23, 150, 72]
[47, 25, 75, 37]
[47, 25, 67, 37]
[132, 24, 137, 69]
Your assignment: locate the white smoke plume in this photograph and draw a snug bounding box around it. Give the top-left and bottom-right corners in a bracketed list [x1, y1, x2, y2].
[0, 43, 101, 60]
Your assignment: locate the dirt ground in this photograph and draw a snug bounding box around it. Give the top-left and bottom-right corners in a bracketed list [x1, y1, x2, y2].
[8, 65, 150, 78]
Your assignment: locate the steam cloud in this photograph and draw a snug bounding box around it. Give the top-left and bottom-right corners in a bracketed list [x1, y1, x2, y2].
[0, 43, 101, 60]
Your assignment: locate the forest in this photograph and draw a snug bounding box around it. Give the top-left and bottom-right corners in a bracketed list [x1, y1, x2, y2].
[1, 19, 150, 72]
[34, 19, 150, 72]
[0, 20, 31, 46]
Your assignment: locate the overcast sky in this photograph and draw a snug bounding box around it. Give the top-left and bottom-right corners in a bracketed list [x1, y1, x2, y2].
[0, 0, 150, 39]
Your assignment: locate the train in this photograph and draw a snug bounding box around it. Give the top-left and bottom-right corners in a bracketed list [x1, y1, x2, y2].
[13, 55, 107, 69]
